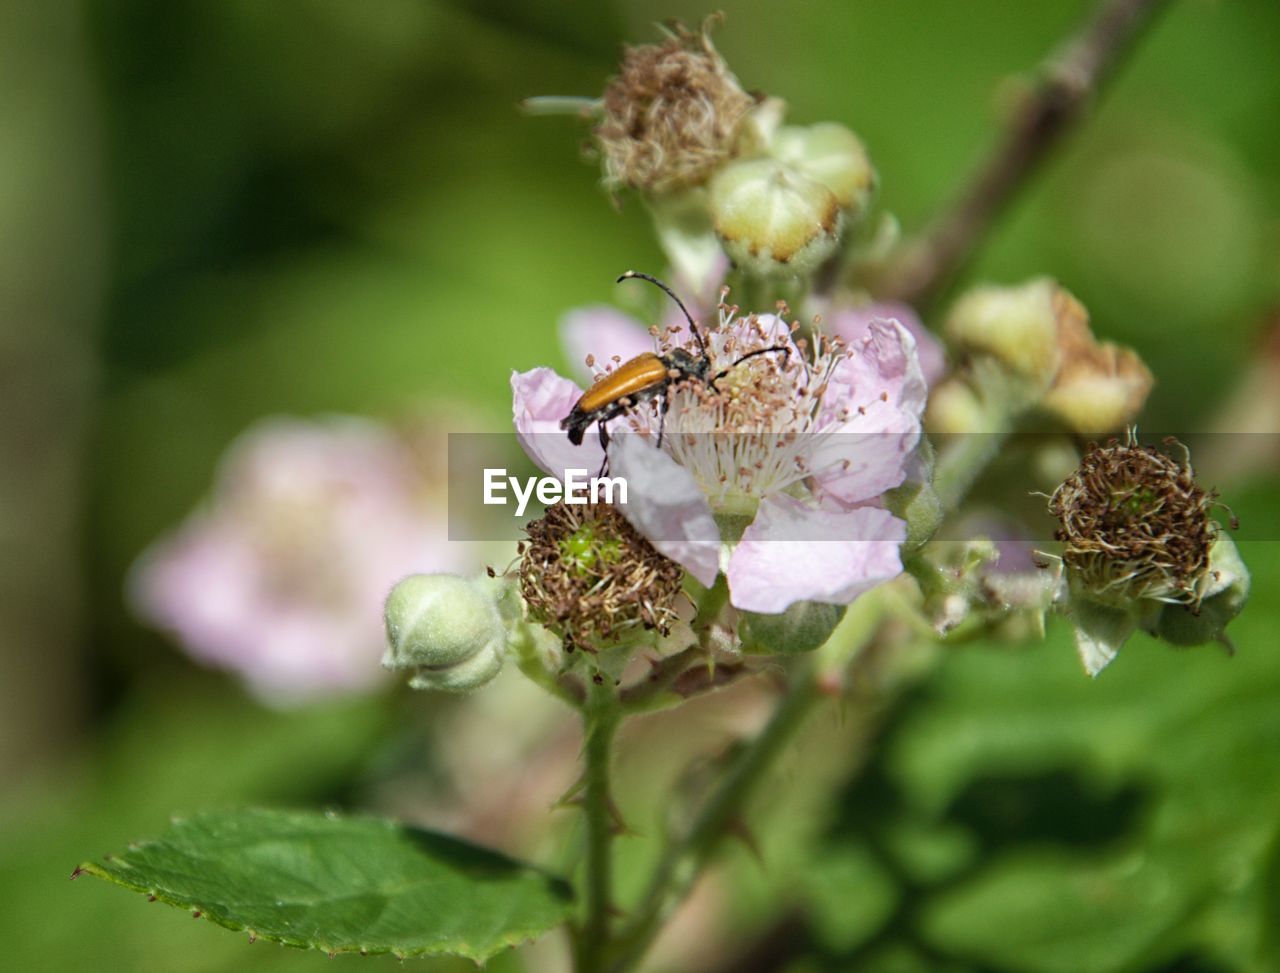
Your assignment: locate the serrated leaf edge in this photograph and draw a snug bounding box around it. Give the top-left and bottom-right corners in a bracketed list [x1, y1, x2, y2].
[74, 807, 575, 964]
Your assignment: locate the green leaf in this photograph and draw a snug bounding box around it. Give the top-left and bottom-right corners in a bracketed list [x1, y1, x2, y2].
[919, 851, 1198, 973]
[76, 808, 573, 962]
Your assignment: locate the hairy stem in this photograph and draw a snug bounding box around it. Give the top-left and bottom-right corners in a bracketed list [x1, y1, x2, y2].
[608, 659, 823, 973]
[878, 0, 1171, 307]
[512, 624, 584, 707]
[578, 678, 621, 972]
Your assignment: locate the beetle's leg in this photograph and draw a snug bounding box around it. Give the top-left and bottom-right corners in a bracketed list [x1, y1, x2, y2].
[655, 391, 670, 449]
[596, 419, 610, 477]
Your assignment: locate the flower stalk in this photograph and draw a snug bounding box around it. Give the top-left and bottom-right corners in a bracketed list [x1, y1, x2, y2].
[607, 658, 824, 973]
[578, 675, 623, 971]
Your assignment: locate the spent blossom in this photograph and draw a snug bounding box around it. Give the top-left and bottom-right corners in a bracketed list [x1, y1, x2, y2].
[1047, 434, 1248, 675]
[594, 19, 757, 195]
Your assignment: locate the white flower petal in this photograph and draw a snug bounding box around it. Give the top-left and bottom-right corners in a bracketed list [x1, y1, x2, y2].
[510, 367, 606, 480]
[809, 319, 927, 505]
[610, 432, 721, 585]
[727, 494, 906, 613]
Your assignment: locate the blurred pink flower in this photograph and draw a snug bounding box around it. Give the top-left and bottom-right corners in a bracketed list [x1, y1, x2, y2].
[512, 300, 928, 614]
[128, 416, 469, 706]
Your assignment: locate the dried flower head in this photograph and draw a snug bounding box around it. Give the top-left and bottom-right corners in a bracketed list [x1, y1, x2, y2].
[519, 500, 683, 651]
[596, 20, 756, 194]
[1048, 435, 1219, 607]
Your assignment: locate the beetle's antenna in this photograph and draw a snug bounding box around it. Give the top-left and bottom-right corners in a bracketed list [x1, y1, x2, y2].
[712, 345, 791, 385]
[617, 270, 707, 358]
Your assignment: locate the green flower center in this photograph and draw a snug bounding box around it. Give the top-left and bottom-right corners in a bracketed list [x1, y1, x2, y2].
[559, 524, 624, 577]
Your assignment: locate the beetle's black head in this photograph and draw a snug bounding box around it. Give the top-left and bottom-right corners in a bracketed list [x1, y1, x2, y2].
[666, 346, 711, 382]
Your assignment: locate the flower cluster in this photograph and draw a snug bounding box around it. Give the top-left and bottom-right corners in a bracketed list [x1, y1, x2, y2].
[535, 20, 876, 287]
[937, 278, 1153, 434]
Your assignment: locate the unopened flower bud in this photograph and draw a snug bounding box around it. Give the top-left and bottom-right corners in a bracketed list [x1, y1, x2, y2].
[1040, 342, 1153, 434]
[595, 21, 756, 195]
[945, 279, 1062, 385]
[383, 574, 506, 692]
[946, 279, 1152, 431]
[709, 158, 843, 277]
[925, 376, 987, 435]
[740, 601, 844, 655]
[769, 122, 875, 217]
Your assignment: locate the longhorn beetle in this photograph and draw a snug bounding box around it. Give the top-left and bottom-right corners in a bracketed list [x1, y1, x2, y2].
[560, 272, 792, 456]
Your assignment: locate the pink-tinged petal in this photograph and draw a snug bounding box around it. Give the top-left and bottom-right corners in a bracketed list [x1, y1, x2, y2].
[828, 302, 947, 387]
[809, 319, 927, 505]
[727, 494, 906, 613]
[610, 433, 720, 585]
[511, 367, 605, 480]
[559, 306, 656, 384]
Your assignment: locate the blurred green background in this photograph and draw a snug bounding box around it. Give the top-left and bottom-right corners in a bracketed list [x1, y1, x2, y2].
[3, 0, 1278, 970]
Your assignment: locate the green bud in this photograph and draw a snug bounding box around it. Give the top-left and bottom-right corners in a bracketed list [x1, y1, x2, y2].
[945, 279, 1152, 432]
[1147, 534, 1250, 647]
[769, 122, 875, 216]
[708, 158, 843, 277]
[740, 601, 845, 655]
[945, 278, 1061, 385]
[924, 375, 989, 435]
[1040, 343, 1153, 434]
[383, 574, 506, 692]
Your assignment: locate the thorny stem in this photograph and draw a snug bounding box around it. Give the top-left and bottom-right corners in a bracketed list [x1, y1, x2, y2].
[578, 677, 622, 972]
[878, 0, 1171, 307]
[607, 658, 824, 973]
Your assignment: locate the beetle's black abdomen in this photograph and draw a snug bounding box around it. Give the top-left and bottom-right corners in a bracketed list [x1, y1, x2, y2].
[561, 410, 589, 446]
